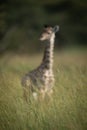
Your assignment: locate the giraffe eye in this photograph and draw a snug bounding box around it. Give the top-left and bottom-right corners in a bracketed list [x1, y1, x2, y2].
[47, 32, 51, 34]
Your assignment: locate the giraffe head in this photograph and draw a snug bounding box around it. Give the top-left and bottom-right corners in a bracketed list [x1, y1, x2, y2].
[40, 25, 59, 41]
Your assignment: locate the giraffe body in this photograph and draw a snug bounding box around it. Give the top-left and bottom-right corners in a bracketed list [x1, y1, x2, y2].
[22, 25, 59, 99]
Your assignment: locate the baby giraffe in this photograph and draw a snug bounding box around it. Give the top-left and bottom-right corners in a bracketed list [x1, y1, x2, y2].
[22, 25, 59, 100]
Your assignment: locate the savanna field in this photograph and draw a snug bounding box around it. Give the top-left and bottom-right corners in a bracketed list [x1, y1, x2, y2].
[0, 50, 87, 130]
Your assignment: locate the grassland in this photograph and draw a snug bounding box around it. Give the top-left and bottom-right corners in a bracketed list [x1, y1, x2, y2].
[0, 50, 87, 130]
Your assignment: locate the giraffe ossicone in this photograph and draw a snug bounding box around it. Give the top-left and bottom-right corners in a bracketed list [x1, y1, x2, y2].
[22, 25, 59, 100]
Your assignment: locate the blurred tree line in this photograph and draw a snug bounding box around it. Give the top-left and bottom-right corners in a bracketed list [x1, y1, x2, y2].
[0, 0, 87, 54]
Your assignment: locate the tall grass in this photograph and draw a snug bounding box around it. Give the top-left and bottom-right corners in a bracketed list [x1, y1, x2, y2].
[0, 52, 87, 130]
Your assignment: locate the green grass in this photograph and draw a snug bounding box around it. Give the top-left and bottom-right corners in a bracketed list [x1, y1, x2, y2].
[0, 51, 87, 130]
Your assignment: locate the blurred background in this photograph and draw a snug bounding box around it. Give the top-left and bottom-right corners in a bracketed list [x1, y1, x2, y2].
[0, 0, 87, 54]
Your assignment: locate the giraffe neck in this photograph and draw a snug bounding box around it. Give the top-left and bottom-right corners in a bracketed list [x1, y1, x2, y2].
[41, 35, 55, 71]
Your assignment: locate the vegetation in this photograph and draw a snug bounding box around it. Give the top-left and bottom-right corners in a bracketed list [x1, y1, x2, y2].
[0, 0, 87, 53]
[0, 51, 87, 130]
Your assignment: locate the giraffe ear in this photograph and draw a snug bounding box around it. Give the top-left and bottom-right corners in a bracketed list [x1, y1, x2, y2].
[53, 25, 59, 33]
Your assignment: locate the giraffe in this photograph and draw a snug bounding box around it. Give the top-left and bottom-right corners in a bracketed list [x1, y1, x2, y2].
[21, 25, 59, 100]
